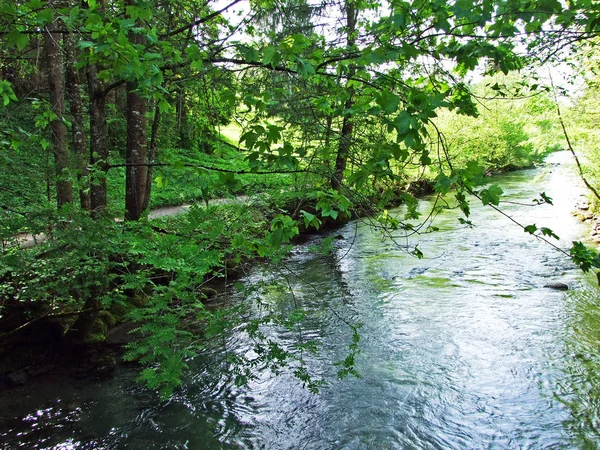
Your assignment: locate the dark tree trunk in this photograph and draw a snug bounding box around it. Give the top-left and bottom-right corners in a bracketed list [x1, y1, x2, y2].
[124, 85, 148, 220]
[63, 292, 100, 344]
[44, 9, 73, 206]
[124, 2, 148, 221]
[142, 104, 161, 212]
[331, 113, 353, 191]
[65, 38, 90, 210]
[87, 65, 109, 215]
[175, 86, 190, 148]
[331, 0, 357, 191]
[66, 65, 106, 341]
[61, 0, 104, 347]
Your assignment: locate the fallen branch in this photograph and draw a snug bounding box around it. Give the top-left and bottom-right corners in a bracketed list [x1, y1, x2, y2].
[0, 307, 101, 340]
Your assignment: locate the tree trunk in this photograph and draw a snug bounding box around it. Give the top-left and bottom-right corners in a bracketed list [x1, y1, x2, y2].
[124, 85, 148, 221]
[44, 9, 73, 206]
[62, 0, 104, 347]
[175, 86, 190, 148]
[331, 0, 357, 191]
[142, 104, 161, 212]
[331, 113, 353, 191]
[87, 65, 109, 215]
[124, 3, 148, 221]
[65, 38, 91, 210]
[63, 292, 100, 344]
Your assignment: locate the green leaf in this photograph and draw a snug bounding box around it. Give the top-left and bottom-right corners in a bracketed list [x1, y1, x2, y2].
[171, 160, 185, 170]
[191, 58, 203, 71]
[300, 210, 321, 230]
[217, 172, 240, 190]
[435, 173, 453, 194]
[266, 124, 282, 143]
[262, 45, 278, 66]
[7, 31, 28, 51]
[78, 41, 95, 49]
[0, 80, 17, 106]
[540, 192, 553, 205]
[524, 224, 537, 234]
[411, 245, 424, 259]
[37, 8, 53, 25]
[570, 241, 600, 275]
[158, 99, 171, 112]
[240, 130, 258, 149]
[480, 184, 503, 206]
[458, 218, 474, 227]
[376, 91, 401, 115]
[393, 110, 412, 136]
[540, 227, 559, 240]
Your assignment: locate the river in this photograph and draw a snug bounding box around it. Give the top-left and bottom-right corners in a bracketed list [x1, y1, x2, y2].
[2, 152, 600, 449]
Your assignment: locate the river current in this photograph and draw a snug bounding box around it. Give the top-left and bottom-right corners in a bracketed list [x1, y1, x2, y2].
[2, 152, 600, 449]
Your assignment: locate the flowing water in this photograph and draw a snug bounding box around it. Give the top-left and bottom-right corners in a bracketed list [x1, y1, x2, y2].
[2, 152, 600, 449]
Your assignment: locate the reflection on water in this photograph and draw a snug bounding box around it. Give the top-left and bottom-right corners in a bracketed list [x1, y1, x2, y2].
[559, 285, 600, 447]
[2, 151, 600, 449]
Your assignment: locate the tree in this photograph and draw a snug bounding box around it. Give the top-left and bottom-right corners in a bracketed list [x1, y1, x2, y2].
[44, 0, 73, 207]
[331, 0, 357, 191]
[124, 0, 148, 221]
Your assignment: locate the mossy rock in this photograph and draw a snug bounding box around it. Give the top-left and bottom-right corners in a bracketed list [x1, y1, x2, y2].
[88, 318, 108, 343]
[98, 310, 117, 327]
[200, 287, 218, 300]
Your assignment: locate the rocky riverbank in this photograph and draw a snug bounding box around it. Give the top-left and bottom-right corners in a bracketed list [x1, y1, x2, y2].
[573, 197, 600, 247]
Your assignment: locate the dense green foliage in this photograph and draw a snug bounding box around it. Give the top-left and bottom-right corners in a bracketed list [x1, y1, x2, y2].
[1, 0, 600, 397]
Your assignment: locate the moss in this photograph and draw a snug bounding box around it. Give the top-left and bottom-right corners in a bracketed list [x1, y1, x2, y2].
[98, 310, 117, 327]
[88, 318, 108, 343]
[87, 333, 106, 343]
[200, 287, 218, 300]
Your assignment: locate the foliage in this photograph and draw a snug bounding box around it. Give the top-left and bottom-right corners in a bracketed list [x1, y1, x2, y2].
[431, 74, 562, 176]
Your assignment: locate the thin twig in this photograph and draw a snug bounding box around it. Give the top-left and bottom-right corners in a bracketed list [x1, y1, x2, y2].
[549, 70, 600, 202]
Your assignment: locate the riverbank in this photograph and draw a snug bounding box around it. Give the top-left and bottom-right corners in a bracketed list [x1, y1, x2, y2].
[573, 197, 600, 247]
[0, 189, 359, 393]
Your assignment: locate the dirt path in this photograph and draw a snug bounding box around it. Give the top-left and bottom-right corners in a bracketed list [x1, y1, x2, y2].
[4, 194, 258, 249]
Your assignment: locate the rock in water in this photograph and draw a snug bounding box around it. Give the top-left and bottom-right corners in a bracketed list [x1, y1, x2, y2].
[544, 282, 569, 290]
[7, 370, 28, 386]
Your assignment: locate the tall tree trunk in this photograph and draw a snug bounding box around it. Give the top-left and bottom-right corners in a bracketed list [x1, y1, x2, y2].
[142, 104, 161, 212]
[124, 2, 148, 221]
[62, 0, 106, 347]
[65, 38, 91, 210]
[331, 0, 357, 191]
[175, 86, 190, 149]
[124, 81, 147, 220]
[44, 8, 73, 206]
[87, 65, 109, 215]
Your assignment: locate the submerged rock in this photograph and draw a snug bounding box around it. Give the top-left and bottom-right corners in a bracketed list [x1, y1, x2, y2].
[543, 282, 569, 290]
[6, 370, 28, 386]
